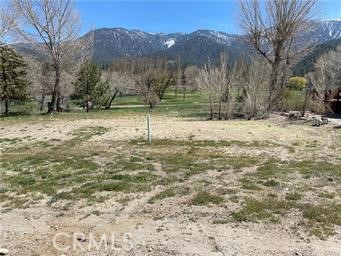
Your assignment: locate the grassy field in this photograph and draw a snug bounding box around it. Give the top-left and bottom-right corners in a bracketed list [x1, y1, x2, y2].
[0, 94, 340, 255]
[0, 91, 208, 122]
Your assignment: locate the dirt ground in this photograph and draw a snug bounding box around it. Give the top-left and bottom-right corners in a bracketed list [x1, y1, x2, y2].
[0, 115, 340, 256]
[0, 115, 336, 143]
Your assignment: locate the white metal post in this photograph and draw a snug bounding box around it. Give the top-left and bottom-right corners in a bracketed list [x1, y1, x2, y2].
[147, 114, 152, 144]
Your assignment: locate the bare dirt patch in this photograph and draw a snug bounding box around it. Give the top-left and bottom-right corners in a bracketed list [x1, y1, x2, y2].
[0, 115, 340, 255]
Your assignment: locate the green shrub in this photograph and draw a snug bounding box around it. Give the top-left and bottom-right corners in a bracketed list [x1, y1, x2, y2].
[288, 77, 307, 91]
[279, 89, 306, 111]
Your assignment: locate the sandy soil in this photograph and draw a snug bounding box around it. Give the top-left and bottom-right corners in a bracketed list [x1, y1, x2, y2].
[0, 115, 337, 144]
[0, 201, 340, 256]
[0, 115, 340, 256]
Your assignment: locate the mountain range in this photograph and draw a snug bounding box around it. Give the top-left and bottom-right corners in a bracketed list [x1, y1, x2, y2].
[80, 19, 341, 67]
[14, 19, 341, 73]
[79, 28, 251, 65]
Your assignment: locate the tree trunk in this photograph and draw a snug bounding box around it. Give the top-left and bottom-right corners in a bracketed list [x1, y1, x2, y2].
[266, 60, 289, 116]
[209, 96, 213, 120]
[149, 101, 154, 109]
[218, 97, 222, 120]
[86, 99, 89, 113]
[266, 75, 277, 114]
[252, 96, 257, 119]
[40, 95, 45, 111]
[5, 100, 8, 116]
[105, 90, 119, 110]
[86, 80, 89, 113]
[48, 66, 61, 113]
[56, 96, 63, 112]
[249, 98, 256, 120]
[265, 59, 282, 116]
[301, 87, 309, 117]
[183, 86, 186, 100]
[49, 90, 57, 113]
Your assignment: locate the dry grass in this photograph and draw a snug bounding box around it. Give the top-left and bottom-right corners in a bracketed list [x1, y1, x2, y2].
[0, 116, 340, 245]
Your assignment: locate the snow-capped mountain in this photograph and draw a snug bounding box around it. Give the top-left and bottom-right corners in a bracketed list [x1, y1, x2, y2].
[78, 28, 185, 63]
[295, 19, 341, 47]
[78, 19, 340, 65]
[13, 19, 341, 66]
[78, 28, 246, 64]
[319, 19, 341, 40]
[187, 30, 242, 46]
[164, 39, 176, 48]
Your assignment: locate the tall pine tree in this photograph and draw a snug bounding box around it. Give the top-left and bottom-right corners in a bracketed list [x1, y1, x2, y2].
[0, 45, 30, 116]
[74, 61, 108, 112]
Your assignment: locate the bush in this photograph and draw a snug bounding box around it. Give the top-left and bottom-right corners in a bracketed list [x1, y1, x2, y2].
[278, 89, 306, 111]
[287, 77, 307, 91]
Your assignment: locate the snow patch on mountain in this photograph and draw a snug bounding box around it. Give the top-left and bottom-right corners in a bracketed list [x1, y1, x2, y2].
[320, 19, 341, 39]
[164, 39, 175, 48]
[190, 30, 238, 46]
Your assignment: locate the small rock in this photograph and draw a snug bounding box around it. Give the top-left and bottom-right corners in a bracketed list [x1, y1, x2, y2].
[76, 237, 86, 242]
[0, 248, 9, 255]
[310, 116, 329, 127]
[288, 111, 302, 120]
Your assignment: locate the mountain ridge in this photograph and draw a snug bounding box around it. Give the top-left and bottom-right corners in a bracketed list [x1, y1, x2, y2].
[13, 19, 341, 66]
[79, 19, 341, 65]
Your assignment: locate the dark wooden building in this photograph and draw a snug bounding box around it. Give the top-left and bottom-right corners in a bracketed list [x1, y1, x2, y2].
[329, 88, 341, 114]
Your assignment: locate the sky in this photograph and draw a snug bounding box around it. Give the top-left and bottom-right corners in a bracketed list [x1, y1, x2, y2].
[75, 0, 341, 36]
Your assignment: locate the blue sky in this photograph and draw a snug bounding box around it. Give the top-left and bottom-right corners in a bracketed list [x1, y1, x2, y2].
[75, 0, 341, 36]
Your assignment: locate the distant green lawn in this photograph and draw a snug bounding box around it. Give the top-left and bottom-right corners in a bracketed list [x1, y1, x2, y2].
[0, 91, 209, 122]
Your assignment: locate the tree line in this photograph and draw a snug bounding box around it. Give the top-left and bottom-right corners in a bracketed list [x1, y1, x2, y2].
[0, 0, 340, 118]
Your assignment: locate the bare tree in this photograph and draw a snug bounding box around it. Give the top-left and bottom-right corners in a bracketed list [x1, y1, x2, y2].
[239, 0, 317, 115]
[136, 70, 174, 109]
[135, 58, 175, 109]
[59, 71, 74, 110]
[0, 2, 14, 43]
[306, 46, 341, 113]
[102, 70, 134, 109]
[197, 63, 215, 120]
[231, 58, 248, 100]
[25, 59, 53, 111]
[197, 53, 232, 120]
[174, 56, 181, 98]
[183, 65, 199, 100]
[243, 61, 270, 119]
[136, 71, 158, 109]
[11, 0, 81, 113]
[26, 58, 74, 112]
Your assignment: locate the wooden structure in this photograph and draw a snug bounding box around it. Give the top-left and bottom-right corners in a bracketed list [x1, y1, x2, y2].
[328, 88, 341, 114]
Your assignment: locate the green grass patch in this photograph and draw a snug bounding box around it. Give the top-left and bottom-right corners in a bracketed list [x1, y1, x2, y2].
[302, 203, 341, 239]
[148, 188, 177, 204]
[285, 191, 302, 201]
[190, 191, 224, 206]
[223, 156, 260, 170]
[0, 127, 161, 206]
[0, 137, 22, 145]
[318, 191, 336, 199]
[232, 197, 294, 223]
[262, 179, 280, 187]
[247, 159, 341, 182]
[239, 178, 262, 191]
[132, 138, 281, 149]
